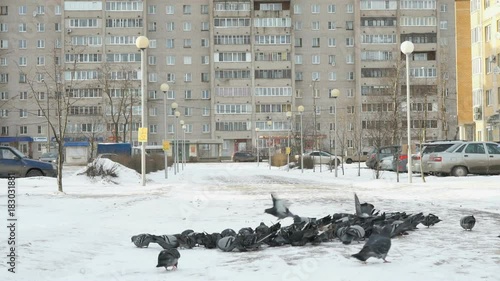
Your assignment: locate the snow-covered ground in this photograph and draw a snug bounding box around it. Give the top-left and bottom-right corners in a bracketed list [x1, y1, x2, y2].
[0, 160, 499, 281]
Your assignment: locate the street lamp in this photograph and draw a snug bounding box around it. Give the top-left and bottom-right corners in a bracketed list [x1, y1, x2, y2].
[136, 35, 149, 186]
[401, 40, 415, 184]
[267, 120, 272, 169]
[286, 111, 292, 171]
[171, 102, 178, 175]
[255, 127, 260, 166]
[182, 124, 186, 169]
[330, 89, 340, 177]
[160, 83, 169, 179]
[298, 105, 305, 173]
[174, 111, 181, 174]
[180, 120, 185, 171]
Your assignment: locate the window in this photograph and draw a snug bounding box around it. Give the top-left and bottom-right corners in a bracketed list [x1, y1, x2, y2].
[18, 6, 26, 15]
[0, 23, 7, 32]
[202, 107, 210, 116]
[36, 6, 45, 15]
[148, 22, 157, 32]
[328, 4, 336, 13]
[346, 4, 354, 13]
[166, 22, 175, 31]
[0, 57, 6, 66]
[166, 5, 174, 14]
[440, 4, 447, 12]
[201, 5, 209, 14]
[149, 39, 156, 48]
[148, 5, 156, 14]
[328, 38, 336, 47]
[183, 91, 193, 101]
[184, 56, 192, 64]
[295, 55, 303, 64]
[312, 38, 320, 47]
[440, 21, 448, 30]
[19, 23, 27, 32]
[201, 22, 209, 31]
[0, 40, 8, 49]
[37, 56, 45, 65]
[148, 73, 157, 82]
[295, 38, 302, 47]
[166, 56, 175, 65]
[312, 21, 320, 30]
[183, 39, 191, 48]
[311, 4, 320, 13]
[201, 38, 209, 47]
[312, 54, 320, 64]
[312, 72, 320, 81]
[55, 5, 61, 15]
[0, 6, 8, 15]
[19, 126, 28, 135]
[55, 23, 61, 32]
[346, 37, 354, 47]
[328, 21, 336, 30]
[294, 4, 302, 14]
[149, 124, 158, 134]
[37, 39, 45, 48]
[36, 23, 45, 32]
[183, 5, 191, 14]
[485, 25, 491, 42]
[486, 89, 493, 106]
[201, 55, 209, 64]
[329, 72, 337, 81]
[20, 91, 28, 100]
[294, 21, 302, 30]
[202, 124, 210, 133]
[347, 72, 355, 80]
[346, 21, 353, 30]
[18, 73, 26, 83]
[346, 54, 354, 64]
[183, 22, 192, 31]
[201, 90, 210, 99]
[148, 55, 156, 65]
[166, 39, 174, 48]
[20, 109, 28, 118]
[184, 73, 192, 82]
[149, 107, 157, 116]
[328, 55, 336, 65]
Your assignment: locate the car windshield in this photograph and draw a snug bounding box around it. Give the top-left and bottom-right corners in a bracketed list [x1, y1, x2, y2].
[9, 147, 28, 158]
[422, 143, 457, 154]
[41, 152, 57, 158]
[445, 143, 465, 152]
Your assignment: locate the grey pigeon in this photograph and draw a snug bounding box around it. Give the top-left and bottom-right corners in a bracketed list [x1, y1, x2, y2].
[354, 193, 374, 218]
[460, 215, 476, 231]
[152, 235, 179, 249]
[156, 248, 181, 270]
[351, 225, 392, 263]
[421, 213, 442, 228]
[221, 228, 237, 238]
[264, 193, 294, 219]
[217, 236, 237, 252]
[131, 233, 154, 248]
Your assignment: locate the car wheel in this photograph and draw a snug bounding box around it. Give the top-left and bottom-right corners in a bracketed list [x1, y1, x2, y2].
[26, 169, 44, 177]
[346, 158, 353, 164]
[452, 166, 468, 177]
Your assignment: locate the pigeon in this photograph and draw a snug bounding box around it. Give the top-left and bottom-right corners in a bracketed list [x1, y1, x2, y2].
[156, 248, 181, 270]
[264, 193, 294, 219]
[351, 225, 392, 263]
[460, 215, 476, 231]
[131, 233, 154, 248]
[354, 193, 374, 218]
[421, 213, 442, 228]
[152, 235, 179, 249]
[221, 228, 237, 238]
[217, 236, 237, 252]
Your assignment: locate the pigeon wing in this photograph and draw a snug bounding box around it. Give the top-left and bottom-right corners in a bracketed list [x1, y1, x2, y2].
[354, 193, 363, 217]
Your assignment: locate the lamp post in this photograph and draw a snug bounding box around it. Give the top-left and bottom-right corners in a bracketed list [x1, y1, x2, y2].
[180, 120, 185, 171]
[160, 83, 169, 179]
[171, 102, 178, 175]
[286, 111, 292, 171]
[298, 105, 305, 173]
[401, 41, 415, 184]
[174, 111, 180, 174]
[182, 124, 186, 169]
[136, 35, 149, 186]
[255, 128, 260, 166]
[267, 120, 272, 169]
[330, 89, 340, 177]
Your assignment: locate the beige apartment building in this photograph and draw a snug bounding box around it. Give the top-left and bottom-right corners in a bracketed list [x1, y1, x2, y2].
[0, 0, 458, 160]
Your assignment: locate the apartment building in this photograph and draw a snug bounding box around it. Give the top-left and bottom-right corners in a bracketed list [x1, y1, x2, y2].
[469, 0, 500, 141]
[0, 0, 458, 159]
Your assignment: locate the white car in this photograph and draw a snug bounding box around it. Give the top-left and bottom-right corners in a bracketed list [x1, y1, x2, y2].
[303, 151, 341, 166]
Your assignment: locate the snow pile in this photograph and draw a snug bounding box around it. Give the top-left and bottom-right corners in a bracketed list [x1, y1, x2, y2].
[75, 158, 142, 186]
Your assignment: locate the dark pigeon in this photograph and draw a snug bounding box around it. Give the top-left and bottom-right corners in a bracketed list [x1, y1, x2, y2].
[255, 222, 270, 239]
[156, 248, 181, 270]
[354, 193, 375, 218]
[221, 228, 237, 238]
[421, 213, 442, 228]
[152, 234, 179, 249]
[131, 233, 154, 248]
[460, 215, 476, 231]
[201, 232, 222, 249]
[351, 225, 392, 263]
[264, 193, 294, 219]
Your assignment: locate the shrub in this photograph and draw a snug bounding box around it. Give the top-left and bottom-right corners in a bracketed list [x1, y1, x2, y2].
[78, 161, 118, 179]
[301, 156, 314, 169]
[271, 153, 287, 167]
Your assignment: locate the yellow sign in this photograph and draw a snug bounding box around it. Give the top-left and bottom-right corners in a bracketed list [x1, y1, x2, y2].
[286, 147, 291, 155]
[138, 127, 148, 142]
[163, 140, 170, 151]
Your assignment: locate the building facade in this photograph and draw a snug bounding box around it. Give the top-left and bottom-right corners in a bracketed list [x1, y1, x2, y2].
[0, 0, 459, 159]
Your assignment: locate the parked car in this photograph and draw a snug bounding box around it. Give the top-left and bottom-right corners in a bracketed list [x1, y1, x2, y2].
[379, 156, 396, 171]
[427, 141, 500, 176]
[39, 151, 62, 164]
[303, 151, 341, 166]
[0, 146, 57, 178]
[365, 145, 400, 169]
[344, 148, 372, 164]
[232, 151, 257, 162]
[411, 140, 466, 174]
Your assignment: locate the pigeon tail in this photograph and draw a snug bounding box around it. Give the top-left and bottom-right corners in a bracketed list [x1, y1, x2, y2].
[351, 253, 368, 262]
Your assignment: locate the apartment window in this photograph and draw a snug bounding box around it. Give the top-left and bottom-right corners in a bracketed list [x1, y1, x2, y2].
[484, 0, 490, 9]
[328, 38, 336, 47]
[328, 4, 336, 13]
[148, 5, 156, 14]
[166, 39, 174, 48]
[37, 39, 45, 48]
[311, 4, 320, 13]
[184, 56, 192, 65]
[148, 22, 157, 32]
[166, 56, 175, 65]
[346, 37, 354, 47]
[328, 21, 336, 30]
[149, 107, 158, 117]
[184, 73, 192, 82]
[312, 21, 320, 30]
[346, 54, 354, 64]
[346, 21, 354, 30]
[440, 4, 447, 12]
[149, 39, 156, 48]
[201, 55, 209, 64]
[347, 89, 354, 98]
[312, 38, 320, 47]
[36, 6, 45, 15]
[440, 21, 448, 30]
[294, 4, 302, 14]
[183, 39, 192, 48]
[166, 5, 174, 14]
[55, 23, 61, 32]
[346, 4, 354, 13]
[149, 124, 158, 134]
[295, 38, 302, 47]
[328, 55, 336, 65]
[148, 73, 157, 82]
[1, 6, 8, 15]
[18, 39, 27, 49]
[485, 25, 491, 42]
[166, 22, 175, 31]
[20, 91, 28, 100]
[201, 5, 209, 14]
[312, 72, 320, 81]
[0, 40, 7, 49]
[18, 6, 26, 15]
[201, 22, 209, 31]
[202, 124, 210, 133]
[37, 23, 45, 32]
[0, 23, 7, 32]
[183, 5, 191, 14]
[183, 22, 192, 31]
[295, 55, 303, 64]
[329, 72, 337, 81]
[0, 57, 6, 66]
[201, 38, 209, 47]
[19, 23, 26, 32]
[347, 106, 355, 114]
[312, 55, 320, 64]
[20, 109, 28, 118]
[18, 73, 26, 83]
[55, 5, 61, 15]
[148, 55, 156, 65]
[19, 126, 28, 135]
[486, 89, 493, 106]
[37, 56, 45, 65]
[347, 72, 355, 80]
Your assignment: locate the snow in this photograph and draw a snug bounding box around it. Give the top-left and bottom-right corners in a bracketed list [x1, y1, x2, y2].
[1, 160, 499, 281]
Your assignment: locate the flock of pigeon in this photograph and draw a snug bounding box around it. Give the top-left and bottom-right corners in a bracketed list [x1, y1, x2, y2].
[131, 193, 481, 271]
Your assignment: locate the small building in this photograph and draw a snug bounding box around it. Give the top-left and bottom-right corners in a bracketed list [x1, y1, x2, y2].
[64, 142, 89, 165]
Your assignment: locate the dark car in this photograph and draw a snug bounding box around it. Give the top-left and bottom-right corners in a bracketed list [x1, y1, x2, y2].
[365, 145, 400, 169]
[0, 146, 57, 178]
[232, 151, 257, 162]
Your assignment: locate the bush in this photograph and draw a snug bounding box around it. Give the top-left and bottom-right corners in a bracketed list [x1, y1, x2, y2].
[78, 161, 118, 179]
[295, 156, 314, 169]
[271, 153, 287, 167]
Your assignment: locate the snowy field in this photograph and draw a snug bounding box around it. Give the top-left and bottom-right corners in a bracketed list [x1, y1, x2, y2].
[0, 160, 499, 281]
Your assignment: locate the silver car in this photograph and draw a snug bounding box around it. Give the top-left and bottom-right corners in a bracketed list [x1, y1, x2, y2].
[412, 141, 466, 174]
[427, 142, 500, 176]
[303, 151, 341, 166]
